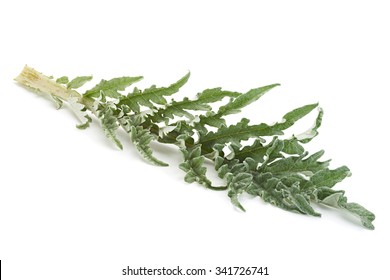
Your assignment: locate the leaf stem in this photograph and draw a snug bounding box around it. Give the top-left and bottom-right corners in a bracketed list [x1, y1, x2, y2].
[15, 65, 95, 109]
[15, 65, 81, 100]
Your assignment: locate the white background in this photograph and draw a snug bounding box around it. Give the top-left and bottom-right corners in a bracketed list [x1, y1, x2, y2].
[1, 0, 389, 279]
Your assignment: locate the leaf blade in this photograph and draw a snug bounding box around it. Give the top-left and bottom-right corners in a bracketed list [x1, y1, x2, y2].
[217, 84, 280, 116]
[67, 76, 93, 89]
[84, 76, 143, 98]
[119, 72, 190, 113]
[179, 145, 213, 188]
[130, 126, 168, 166]
[199, 103, 320, 154]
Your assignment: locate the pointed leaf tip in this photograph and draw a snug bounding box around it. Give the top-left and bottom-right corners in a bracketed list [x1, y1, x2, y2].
[216, 83, 280, 117]
[84, 75, 143, 98]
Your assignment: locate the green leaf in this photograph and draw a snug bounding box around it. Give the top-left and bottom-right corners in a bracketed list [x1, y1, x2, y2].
[199, 103, 319, 154]
[99, 107, 123, 150]
[130, 126, 168, 166]
[282, 138, 305, 155]
[76, 115, 92, 130]
[249, 176, 301, 213]
[341, 201, 375, 230]
[151, 88, 240, 123]
[262, 150, 330, 177]
[259, 138, 285, 166]
[295, 107, 324, 143]
[197, 87, 241, 102]
[151, 98, 198, 123]
[288, 182, 320, 216]
[215, 157, 260, 211]
[197, 84, 279, 128]
[217, 84, 280, 116]
[67, 76, 93, 89]
[230, 138, 279, 162]
[310, 166, 351, 188]
[84, 76, 143, 98]
[179, 145, 213, 189]
[273, 103, 319, 131]
[199, 118, 276, 153]
[198, 113, 226, 128]
[56, 76, 69, 84]
[315, 188, 375, 229]
[227, 172, 253, 211]
[245, 174, 319, 216]
[119, 72, 190, 113]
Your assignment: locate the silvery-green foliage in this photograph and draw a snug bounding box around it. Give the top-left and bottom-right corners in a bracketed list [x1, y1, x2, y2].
[130, 126, 168, 167]
[16, 66, 375, 229]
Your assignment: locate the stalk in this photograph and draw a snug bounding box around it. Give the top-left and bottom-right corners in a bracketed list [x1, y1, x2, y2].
[15, 65, 81, 101]
[15, 65, 95, 109]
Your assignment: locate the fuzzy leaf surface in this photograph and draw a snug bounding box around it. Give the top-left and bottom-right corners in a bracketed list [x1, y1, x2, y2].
[14, 65, 375, 230]
[217, 84, 280, 116]
[315, 188, 375, 229]
[67, 76, 93, 89]
[56, 76, 69, 84]
[199, 103, 318, 153]
[99, 107, 123, 149]
[84, 76, 143, 98]
[130, 126, 168, 166]
[179, 145, 213, 188]
[119, 72, 190, 113]
[151, 88, 240, 123]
